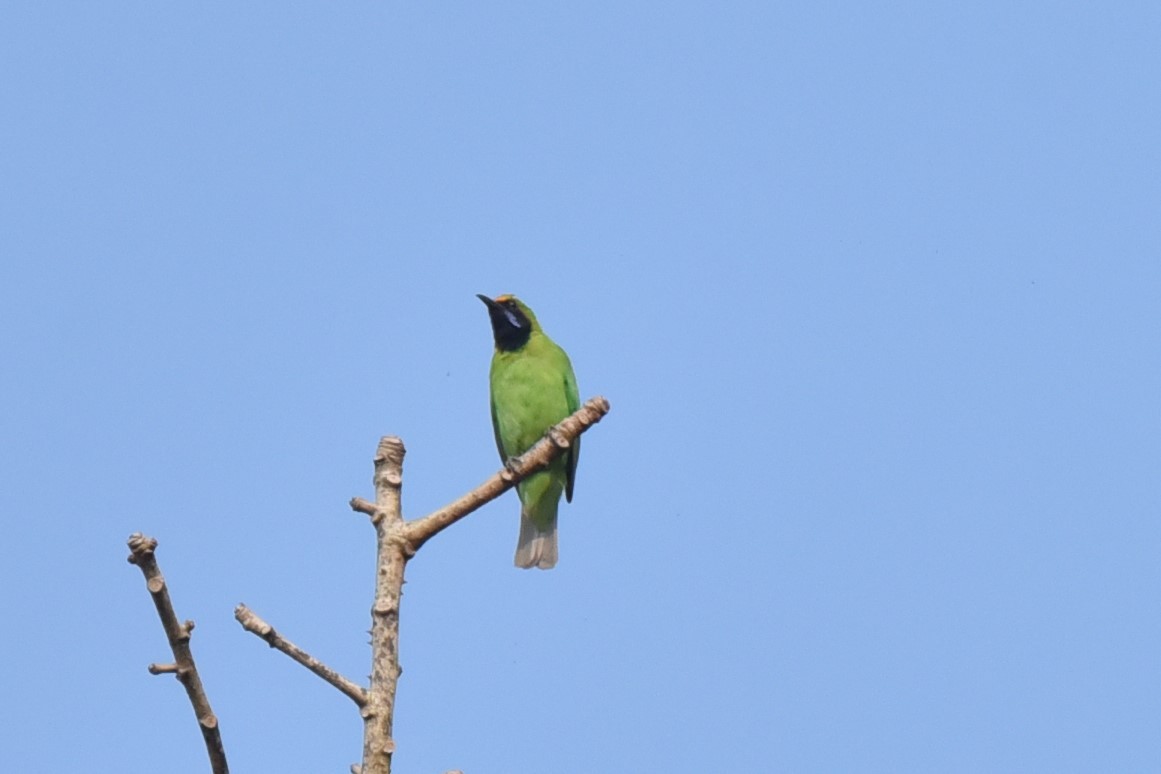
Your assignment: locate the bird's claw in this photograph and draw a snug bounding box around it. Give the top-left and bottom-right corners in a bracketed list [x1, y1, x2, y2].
[501, 455, 524, 482]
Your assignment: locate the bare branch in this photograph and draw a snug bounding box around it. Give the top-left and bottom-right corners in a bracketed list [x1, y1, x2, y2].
[234, 604, 368, 707]
[357, 435, 408, 774]
[349, 497, 379, 517]
[127, 533, 229, 774]
[405, 395, 610, 549]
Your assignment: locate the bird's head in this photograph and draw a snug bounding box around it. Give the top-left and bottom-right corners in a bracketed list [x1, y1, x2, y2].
[477, 294, 540, 351]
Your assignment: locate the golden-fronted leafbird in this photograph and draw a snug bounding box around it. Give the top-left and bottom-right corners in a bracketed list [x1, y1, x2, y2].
[477, 294, 580, 569]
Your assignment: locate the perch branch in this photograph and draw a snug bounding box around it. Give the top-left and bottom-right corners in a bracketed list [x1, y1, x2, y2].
[127, 533, 229, 774]
[405, 395, 610, 550]
[234, 604, 368, 707]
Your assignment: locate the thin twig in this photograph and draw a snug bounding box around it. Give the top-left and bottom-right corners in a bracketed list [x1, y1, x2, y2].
[127, 533, 229, 774]
[234, 604, 368, 707]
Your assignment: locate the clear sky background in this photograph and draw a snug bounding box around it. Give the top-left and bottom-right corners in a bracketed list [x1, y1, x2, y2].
[2, 3, 1158, 773]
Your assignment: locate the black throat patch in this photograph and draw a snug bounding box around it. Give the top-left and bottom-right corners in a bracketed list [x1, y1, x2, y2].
[486, 299, 533, 351]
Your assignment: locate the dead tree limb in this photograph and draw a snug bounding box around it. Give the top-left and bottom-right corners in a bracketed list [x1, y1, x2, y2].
[127, 533, 229, 774]
[358, 434, 407, 773]
[234, 603, 368, 707]
[404, 395, 612, 550]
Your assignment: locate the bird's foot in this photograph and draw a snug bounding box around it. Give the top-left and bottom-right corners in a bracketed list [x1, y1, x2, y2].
[501, 455, 524, 482]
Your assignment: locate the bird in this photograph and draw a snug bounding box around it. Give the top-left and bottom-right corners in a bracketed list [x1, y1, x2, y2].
[477, 294, 580, 569]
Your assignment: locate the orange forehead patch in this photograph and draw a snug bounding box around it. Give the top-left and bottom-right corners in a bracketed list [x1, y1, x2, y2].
[495, 294, 513, 303]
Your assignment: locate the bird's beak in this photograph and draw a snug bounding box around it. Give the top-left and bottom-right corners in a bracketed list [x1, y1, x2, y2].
[477, 293, 525, 333]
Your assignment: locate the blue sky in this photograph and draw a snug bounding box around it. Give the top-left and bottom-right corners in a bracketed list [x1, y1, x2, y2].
[3, 3, 1159, 772]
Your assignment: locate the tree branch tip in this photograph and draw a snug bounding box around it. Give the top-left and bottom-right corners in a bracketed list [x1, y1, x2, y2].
[588, 394, 610, 410]
[126, 532, 158, 563]
[148, 662, 179, 675]
[375, 435, 406, 461]
[234, 605, 273, 638]
[350, 497, 378, 516]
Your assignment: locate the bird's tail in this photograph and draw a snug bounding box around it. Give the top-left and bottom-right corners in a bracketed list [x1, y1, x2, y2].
[514, 512, 558, 570]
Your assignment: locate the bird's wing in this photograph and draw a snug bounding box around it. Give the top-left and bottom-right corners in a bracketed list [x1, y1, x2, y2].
[563, 359, 580, 502]
[489, 390, 507, 460]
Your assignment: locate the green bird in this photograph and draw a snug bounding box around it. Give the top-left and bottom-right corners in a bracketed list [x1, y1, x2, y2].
[477, 294, 580, 569]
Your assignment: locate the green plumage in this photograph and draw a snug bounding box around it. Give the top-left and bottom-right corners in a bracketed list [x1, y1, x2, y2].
[478, 294, 579, 569]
